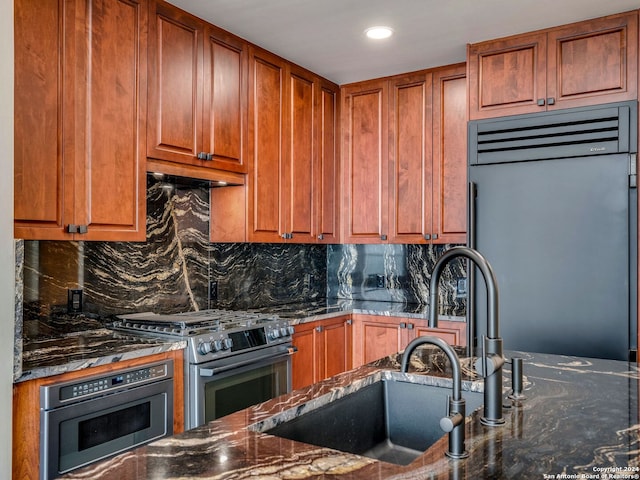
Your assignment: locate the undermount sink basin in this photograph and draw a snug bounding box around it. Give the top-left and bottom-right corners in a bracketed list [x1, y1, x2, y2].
[261, 375, 483, 466]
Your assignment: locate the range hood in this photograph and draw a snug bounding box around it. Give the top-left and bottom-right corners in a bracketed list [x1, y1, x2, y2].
[146, 158, 245, 189]
[147, 172, 239, 190]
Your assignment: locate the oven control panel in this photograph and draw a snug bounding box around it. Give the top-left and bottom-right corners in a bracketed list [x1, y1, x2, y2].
[191, 321, 294, 362]
[40, 360, 174, 409]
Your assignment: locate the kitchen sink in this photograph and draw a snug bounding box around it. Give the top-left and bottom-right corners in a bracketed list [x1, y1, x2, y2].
[262, 376, 483, 466]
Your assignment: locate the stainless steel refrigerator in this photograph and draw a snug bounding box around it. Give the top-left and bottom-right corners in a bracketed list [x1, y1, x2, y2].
[468, 101, 637, 361]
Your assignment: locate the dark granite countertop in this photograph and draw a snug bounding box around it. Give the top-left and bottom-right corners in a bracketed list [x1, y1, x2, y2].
[16, 300, 462, 382]
[251, 298, 465, 323]
[16, 329, 187, 382]
[62, 349, 640, 479]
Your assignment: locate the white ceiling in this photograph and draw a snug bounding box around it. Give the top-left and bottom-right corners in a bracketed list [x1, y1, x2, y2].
[167, 0, 640, 85]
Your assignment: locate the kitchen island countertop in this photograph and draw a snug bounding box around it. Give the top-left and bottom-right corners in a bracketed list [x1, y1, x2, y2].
[61, 348, 640, 480]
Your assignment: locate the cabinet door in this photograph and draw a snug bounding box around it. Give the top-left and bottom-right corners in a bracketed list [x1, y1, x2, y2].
[341, 80, 389, 243]
[387, 73, 433, 243]
[316, 81, 340, 243]
[202, 26, 248, 173]
[291, 321, 318, 390]
[14, 0, 74, 240]
[79, 0, 147, 241]
[352, 314, 408, 367]
[320, 316, 352, 380]
[15, 0, 147, 241]
[468, 31, 547, 120]
[285, 67, 316, 242]
[247, 48, 285, 242]
[147, 0, 203, 163]
[412, 324, 461, 347]
[546, 11, 638, 110]
[431, 64, 467, 244]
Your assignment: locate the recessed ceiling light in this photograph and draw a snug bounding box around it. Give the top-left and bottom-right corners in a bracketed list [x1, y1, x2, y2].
[365, 26, 394, 40]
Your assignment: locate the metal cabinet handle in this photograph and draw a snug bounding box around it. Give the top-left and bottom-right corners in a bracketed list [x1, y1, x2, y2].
[424, 234, 431, 240]
[537, 98, 545, 106]
[432, 233, 438, 240]
[197, 152, 214, 160]
[67, 224, 88, 234]
[547, 97, 555, 106]
[315, 326, 324, 333]
[317, 233, 324, 240]
[380, 234, 387, 241]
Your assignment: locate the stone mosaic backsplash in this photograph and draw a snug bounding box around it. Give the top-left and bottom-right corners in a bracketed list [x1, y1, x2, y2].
[327, 244, 465, 314]
[17, 175, 466, 342]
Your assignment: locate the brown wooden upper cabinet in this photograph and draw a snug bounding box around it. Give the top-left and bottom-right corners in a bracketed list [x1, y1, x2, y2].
[468, 11, 638, 120]
[341, 79, 389, 243]
[432, 64, 468, 245]
[14, 0, 147, 241]
[341, 63, 467, 244]
[147, 0, 248, 174]
[247, 47, 339, 243]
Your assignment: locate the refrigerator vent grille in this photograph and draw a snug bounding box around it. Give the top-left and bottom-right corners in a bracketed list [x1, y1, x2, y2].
[470, 102, 635, 164]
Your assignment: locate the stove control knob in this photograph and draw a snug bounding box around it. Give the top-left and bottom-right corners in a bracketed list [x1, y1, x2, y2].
[212, 339, 223, 352]
[287, 325, 295, 336]
[269, 329, 280, 340]
[280, 327, 288, 337]
[222, 338, 233, 350]
[198, 341, 213, 355]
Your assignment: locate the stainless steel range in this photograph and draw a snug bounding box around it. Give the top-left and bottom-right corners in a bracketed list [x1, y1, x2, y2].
[113, 309, 296, 430]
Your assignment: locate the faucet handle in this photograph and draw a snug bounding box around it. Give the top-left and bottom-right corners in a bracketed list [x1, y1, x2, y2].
[441, 395, 465, 432]
[475, 353, 505, 377]
[441, 395, 469, 459]
[440, 412, 463, 433]
[474, 335, 505, 377]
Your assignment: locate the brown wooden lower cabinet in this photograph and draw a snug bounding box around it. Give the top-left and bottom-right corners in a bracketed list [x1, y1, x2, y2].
[12, 349, 184, 480]
[291, 315, 352, 390]
[351, 314, 467, 368]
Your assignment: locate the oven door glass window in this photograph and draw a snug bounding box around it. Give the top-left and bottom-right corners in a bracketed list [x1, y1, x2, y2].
[203, 358, 289, 422]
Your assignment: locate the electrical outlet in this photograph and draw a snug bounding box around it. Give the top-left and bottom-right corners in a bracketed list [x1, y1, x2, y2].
[67, 289, 83, 313]
[456, 278, 467, 298]
[376, 274, 386, 289]
[209, 280, 218, 301]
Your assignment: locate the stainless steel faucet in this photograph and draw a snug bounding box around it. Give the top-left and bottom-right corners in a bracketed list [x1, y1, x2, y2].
[428, 246, 505, 426]
[401, 335, 468, 459]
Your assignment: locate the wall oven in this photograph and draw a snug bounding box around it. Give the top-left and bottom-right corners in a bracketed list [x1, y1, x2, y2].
[40, 360, 173, 480]
[190, 343, 293, 427]
[113, 309, 296, 431]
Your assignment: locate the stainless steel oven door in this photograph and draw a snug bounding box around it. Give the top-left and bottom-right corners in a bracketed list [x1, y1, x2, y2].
[188, 344, 294, 430]
[40, 378, 173, 480]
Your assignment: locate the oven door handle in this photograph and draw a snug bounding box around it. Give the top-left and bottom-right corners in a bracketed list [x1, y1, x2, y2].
[198, 347, 297, 377]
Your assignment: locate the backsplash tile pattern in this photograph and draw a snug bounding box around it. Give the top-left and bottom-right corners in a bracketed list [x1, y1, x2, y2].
[327, 243, 466, 315]
[210, 243, 327, 310]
